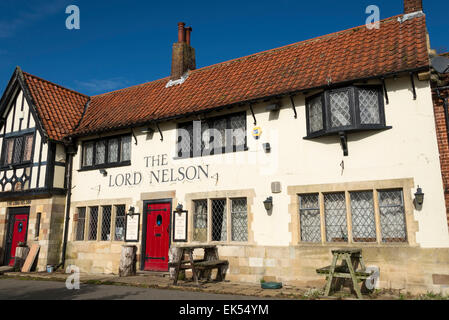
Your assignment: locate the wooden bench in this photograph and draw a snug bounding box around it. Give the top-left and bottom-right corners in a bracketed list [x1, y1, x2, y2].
[194, 260, 229, 281]
[170, 245, 229, 286]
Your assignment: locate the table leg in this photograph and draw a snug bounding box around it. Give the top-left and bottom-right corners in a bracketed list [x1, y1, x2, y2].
[324, 254, 338, 297]
[189, 249, 199, 287]
[344, 254, 363, 299]
[173, 248, 184, 285]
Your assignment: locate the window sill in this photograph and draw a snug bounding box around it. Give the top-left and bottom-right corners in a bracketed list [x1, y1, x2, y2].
[304, 126, 392, 140]
[294, 241, 412, 248]
[78, 161, 131, 172]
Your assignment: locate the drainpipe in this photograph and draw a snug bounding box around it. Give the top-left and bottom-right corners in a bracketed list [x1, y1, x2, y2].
[55, 143, 75, 271]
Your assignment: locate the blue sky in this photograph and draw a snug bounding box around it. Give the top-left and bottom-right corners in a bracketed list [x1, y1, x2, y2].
[0, 0, 447, 96]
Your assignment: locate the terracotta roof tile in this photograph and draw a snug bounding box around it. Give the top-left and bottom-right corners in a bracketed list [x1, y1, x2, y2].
[21, 72, 89, 141]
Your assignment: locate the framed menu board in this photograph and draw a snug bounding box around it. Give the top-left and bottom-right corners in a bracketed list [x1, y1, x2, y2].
[173, 210, 188, 242]
[125, 213, 140, 242]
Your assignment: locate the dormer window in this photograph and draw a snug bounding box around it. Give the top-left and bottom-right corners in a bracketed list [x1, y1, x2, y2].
[305, 85, 389, 138]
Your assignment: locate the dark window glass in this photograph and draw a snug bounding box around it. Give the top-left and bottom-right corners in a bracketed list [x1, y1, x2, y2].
[88, 206, 99, 241]
[81, 135, 131, 169]
[114, 205, 126, 241]
[177, 112, 247, 158]
[76, 207, 86, 241]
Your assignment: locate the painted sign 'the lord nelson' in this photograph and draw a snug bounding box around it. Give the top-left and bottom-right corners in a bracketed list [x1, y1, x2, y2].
[108, 154, 210, 187]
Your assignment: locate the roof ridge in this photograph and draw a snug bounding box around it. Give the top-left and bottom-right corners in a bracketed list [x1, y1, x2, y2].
[22, 71, 90, 99]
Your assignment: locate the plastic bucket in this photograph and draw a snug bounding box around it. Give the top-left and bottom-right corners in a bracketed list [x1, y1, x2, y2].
[46, 265, 54, 273]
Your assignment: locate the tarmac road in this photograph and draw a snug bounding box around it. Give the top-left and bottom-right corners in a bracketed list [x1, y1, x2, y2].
[0, 278, 281, 300]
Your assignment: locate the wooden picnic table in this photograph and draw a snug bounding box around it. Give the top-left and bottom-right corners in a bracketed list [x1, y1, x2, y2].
[316, 248, 374, 299]
[169, 244, 229, 287]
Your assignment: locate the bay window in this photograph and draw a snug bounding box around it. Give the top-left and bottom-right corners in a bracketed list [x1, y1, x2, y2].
[1, 133, 34, 167]
[305, 85, 388, 138]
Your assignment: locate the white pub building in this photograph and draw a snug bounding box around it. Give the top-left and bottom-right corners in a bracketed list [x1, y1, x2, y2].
[1, 0, 449, 294]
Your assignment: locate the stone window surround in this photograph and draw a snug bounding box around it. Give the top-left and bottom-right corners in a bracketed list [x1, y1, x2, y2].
[71, 198, 132, 243]
[288, 178, 418, 247]
[184, 189, 255, 245]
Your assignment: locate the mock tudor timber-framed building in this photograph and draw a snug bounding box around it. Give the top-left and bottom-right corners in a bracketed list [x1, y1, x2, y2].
[1, 0, 449, 293]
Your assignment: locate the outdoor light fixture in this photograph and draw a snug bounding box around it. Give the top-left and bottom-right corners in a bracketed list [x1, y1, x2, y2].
[99, 169, 108, 176]
[128, 206, 135, 214]
[262, 143, 271, 153]
[414, 186, 425, 207]
[263, 197, 273, 212]
[176, 203, 184, 213]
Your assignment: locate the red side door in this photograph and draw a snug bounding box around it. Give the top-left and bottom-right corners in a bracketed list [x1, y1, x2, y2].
[6, 208, 29, 266]
[144, 202, 171, 271]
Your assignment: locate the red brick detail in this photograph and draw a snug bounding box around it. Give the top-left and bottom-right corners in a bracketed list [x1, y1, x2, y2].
[432, 88, 449, 229]
[404, 0, 423, 14]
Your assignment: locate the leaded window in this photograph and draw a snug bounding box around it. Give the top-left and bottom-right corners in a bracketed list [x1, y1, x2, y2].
[76, 207, 86, 241]
[193, 200, 208, 242]
[231, 198, 248, 242]
[329, 90, 351, 128]
[212, 199, 227, 241]
[88, 206, 99, 241]
[81, 135, 131, 170]
[350, 191, 376, 242]
[121, 136, 131, 162]
[108, 138, 119, 163]
[299, 194, 321, 243]
[95, 140, 106, 165]
[358, 89, 381, 124]
[83, 142, 94, 167]
[307, 96, 324, 134]
[177, 112, 247, 158]
[23, 135, 33, 162]
[378, 190, 407, 242]
[324, 193, 348, 242]
[114, 205, 126, 241]
[101, 206, 112, 241]
[305, 86, 386, 138]
[1, 134, 34, 167]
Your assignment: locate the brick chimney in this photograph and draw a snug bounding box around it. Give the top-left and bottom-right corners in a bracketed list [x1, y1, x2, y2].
[171, 22, 196, 80]
[404, 0, 423, 14]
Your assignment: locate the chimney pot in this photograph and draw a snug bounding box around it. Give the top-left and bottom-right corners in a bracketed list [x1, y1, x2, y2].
[186, 27, 192, 45]
[404, 0, 423, 14]
[178, 22, 186, 43]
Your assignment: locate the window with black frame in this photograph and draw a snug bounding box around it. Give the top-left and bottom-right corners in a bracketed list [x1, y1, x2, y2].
[1, 133, 34, 167]
[305, 85, 389, 138]
[177, 112, 247, 158]
[81, 134, 131, 170]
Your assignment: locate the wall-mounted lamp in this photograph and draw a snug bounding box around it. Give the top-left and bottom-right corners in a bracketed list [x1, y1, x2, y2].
[128, 206, 135, 214]
[99, 169, 108, 176]
[263, 197, 273, 212]
[414, 186, 425, 207]
[176, 203, 184, 213]
[262, 143, 271, 153]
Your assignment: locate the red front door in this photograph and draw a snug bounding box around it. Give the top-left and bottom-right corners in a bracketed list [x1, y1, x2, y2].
[144, 201, 171, 271]
[6, 208, 29, 266]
